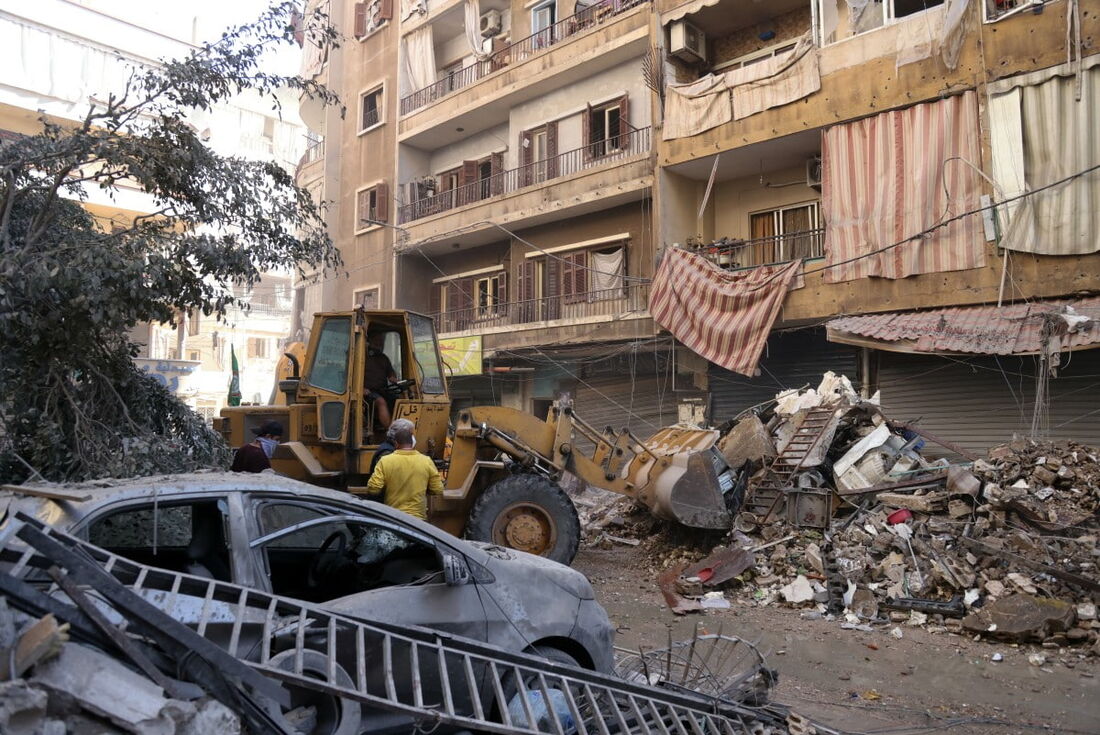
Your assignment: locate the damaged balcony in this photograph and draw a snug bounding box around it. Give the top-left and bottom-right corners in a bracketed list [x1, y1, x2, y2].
[397, 126, 651, 238]
[693, 227, 825, 271]
[399, 0, 650, 147]
[432, 282, 650, 338]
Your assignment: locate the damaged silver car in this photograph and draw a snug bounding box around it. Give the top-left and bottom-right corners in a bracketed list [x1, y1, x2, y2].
[3, 472, 614, 732]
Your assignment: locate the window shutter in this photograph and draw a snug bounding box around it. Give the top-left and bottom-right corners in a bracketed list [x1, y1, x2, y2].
[545, 121, 558, 178]
[374, 182, 389, 222]
[353, 2, 368, 37]
[357, 189, 371, 227]
[490, 36, 510, 71]
[563, 252, 587, 303]
[458, 160, 478, 205]
[496, 271, 507, 306]
[429, 282, 441, 316]
[490, 151, 504, 195]
[518, 260, 536, 322]
[521, 133, 533, 186]
[582, 103, 593, 162]
[618, 95, 630, 139]
[290, 9, 304, 47]
[378, 0, 394, 22]
[545, 257, 560, 319]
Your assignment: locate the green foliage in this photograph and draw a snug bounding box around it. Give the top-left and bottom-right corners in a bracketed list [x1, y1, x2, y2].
[0, 2, 342, 483]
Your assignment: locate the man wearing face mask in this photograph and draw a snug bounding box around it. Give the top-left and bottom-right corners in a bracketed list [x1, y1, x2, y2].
[365, 423, 442, 520]
[231, 420, 283, 473]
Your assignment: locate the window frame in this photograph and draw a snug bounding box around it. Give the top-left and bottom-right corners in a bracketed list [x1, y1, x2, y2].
[814, 0, 945, 46]
[358, 84, 385, 134]
[355, 181, 389, 232]
[353, 285, 381, 310]
[531, 1, 556, 35]
[747, 200, 822, 263]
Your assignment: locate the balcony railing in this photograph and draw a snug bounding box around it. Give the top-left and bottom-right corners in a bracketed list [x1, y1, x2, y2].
[433, 282, 649, 334]
[399, 0, 649, 115]
[696, 228, 825, 270]
[399, 126, 651, 224]
[298, 138, 325, 168]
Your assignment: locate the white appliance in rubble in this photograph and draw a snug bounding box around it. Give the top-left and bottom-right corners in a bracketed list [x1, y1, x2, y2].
[669, 20, 706, 64]
[480, 9, 503, 37]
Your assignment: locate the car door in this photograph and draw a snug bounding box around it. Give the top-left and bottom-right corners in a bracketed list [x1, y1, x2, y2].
[249, 511, 490, 642]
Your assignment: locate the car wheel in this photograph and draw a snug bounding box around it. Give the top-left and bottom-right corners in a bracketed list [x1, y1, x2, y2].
[267, 649, 360, 735]
[465, 474, 580, 564]
[499, 646, 582, 732]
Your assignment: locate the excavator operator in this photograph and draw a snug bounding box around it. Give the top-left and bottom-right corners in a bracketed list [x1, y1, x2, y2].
[364, 328, 398, 429]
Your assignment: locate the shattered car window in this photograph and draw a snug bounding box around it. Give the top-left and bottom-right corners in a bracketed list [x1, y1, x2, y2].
[352, 526, 410, 565]
[258, 503, 327, 538]
[89, 505, 192, 548]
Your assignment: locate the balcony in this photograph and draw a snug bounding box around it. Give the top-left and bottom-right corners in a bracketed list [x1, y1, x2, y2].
[694, 228, 825, 270]
[400, 0, 648, 116]
[433, 282, 649, 336]
[400, 126, 651, 224]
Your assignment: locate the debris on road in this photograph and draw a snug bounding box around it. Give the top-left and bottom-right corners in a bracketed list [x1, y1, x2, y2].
[577, 372, 1099, 654]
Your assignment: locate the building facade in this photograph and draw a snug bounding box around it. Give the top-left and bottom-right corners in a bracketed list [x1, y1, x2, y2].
[302, 0, 1100, 450]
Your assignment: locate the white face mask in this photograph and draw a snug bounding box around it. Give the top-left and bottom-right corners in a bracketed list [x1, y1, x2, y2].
[410, 436, 417, 449]
[258, 436, 278, 458]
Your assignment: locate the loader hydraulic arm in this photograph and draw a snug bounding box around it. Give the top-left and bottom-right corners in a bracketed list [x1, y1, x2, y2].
[457, 400, 734, 530]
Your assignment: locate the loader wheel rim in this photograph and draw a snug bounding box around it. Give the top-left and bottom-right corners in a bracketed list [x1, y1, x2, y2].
[492, 502, 557, 556]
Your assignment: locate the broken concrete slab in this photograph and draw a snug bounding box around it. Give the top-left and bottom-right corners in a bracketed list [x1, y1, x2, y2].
[717, 414, 776, 470]
[962, 594, 1076, 640]
[0, 681, 48, 735]
[780, 575, 815, 605]
[31, 643, 178, 734]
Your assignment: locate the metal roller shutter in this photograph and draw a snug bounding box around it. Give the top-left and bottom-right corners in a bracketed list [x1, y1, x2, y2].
[708, 328, 860, 422]
[876, 348, 1100, 457]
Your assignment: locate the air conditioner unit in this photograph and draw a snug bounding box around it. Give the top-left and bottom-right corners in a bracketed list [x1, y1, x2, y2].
[806, 155, 823, 191]
[480, 9, 503, 37]
[669, 20, 706, 64]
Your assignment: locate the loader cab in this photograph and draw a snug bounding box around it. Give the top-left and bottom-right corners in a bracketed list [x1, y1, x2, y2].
[291, 309, 451, 484]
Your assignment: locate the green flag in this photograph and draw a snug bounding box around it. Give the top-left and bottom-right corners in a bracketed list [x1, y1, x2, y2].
[228, 344, 242, 406]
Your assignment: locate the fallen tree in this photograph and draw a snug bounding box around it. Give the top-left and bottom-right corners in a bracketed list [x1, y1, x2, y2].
[0, 2, 340, 483]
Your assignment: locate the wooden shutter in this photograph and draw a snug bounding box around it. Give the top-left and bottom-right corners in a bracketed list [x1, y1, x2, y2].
[374, 182, 389, 222]
[517, 260, 536, 322]
[582, 103, 593, 162]
[353, 2, 368, 37]
[458, 160, 478, 205]
[357, 188, 370, 228]
[545, 121, 559, 178]
[290, 9, 304, 46]
[490, 151, 504, 195]
[490, 36, 510, 71]
[562, 251, 587, 303]
[618, 95, 630, 138]
[378, 0, 394, 21]
[496, 272, 507, 312]
[545, 257, 561, 320]
[429, 282, 441, 321]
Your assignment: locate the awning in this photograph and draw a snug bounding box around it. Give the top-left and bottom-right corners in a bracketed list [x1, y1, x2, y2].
[661, 0, 720, 25]
[826, 297, 1100, 356]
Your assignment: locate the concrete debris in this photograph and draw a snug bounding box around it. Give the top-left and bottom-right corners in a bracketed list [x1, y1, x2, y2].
[962, 594, 1077, 641]
[780, 575, 816, 605]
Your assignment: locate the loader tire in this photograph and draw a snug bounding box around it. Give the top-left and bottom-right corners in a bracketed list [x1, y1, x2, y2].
[465, 474, 580, 564]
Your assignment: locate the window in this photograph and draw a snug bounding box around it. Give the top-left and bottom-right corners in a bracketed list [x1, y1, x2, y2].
[306, 316, 351, 394]
[354, 287, 380, 310]
[86, 501, 231, 581]
[409, 313, 446, 394]
[586, 98, 628, 160]
[356, 182, 389, 228]
[475, 274, 503, 317]
[353, 0, 393, 38]
[360, 87, 383, 131]
[747, 202, 822, 265]
[247, 337, 270, 359]
[983, 0, 1040, 22]
[189, 350, 202, 362]
[258, 502, 328, 539]
[815, 0, 945, 44]
[256, 516, 442, 603]
[532, 1, 556, 36]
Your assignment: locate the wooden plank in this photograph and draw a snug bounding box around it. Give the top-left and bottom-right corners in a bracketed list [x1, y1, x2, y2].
[1, 484, 92, 502]
[0, 614, 67, 681]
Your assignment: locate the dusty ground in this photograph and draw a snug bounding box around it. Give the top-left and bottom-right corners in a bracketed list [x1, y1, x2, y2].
[576, 546, 1100, 735]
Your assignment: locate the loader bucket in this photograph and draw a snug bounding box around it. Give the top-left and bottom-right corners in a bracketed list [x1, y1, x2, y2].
[628, 428, 735, 529]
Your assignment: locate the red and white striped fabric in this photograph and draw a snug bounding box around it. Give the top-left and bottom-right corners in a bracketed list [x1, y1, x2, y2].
[649, 249, 801, 377]
[821, 91, 985, 283]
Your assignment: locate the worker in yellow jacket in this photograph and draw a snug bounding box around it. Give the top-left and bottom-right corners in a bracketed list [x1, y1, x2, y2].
[366, 422, 442, 520]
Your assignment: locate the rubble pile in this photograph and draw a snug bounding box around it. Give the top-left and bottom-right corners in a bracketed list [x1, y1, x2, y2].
[585, 372, 1100, 652]
[0, 599, 241, 735]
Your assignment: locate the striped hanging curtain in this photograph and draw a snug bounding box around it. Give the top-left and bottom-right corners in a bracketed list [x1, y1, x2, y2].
[821, 91, 985, 283]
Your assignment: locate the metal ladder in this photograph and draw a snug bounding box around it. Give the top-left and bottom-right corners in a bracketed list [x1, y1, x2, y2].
[1, 512, 790, 735]
[743, 406, 837, 523]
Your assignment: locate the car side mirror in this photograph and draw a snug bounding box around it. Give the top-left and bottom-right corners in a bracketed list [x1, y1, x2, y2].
[442, 553, 471, 586]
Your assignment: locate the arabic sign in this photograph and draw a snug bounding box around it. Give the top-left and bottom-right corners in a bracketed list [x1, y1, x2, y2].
[439, 335, 483, 377]
[135, 358, 201, 395]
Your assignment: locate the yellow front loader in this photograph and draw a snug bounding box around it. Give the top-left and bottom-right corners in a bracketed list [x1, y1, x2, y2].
[217, 309, 739, 564]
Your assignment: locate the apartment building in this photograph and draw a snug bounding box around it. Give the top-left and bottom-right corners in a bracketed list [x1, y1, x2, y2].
[304, 0, 1100, 450]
